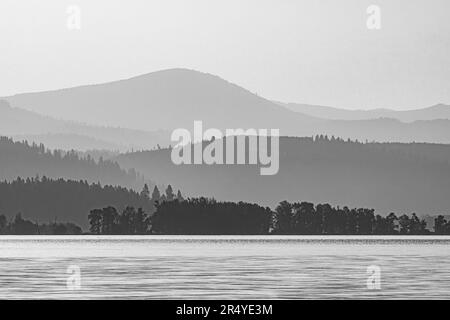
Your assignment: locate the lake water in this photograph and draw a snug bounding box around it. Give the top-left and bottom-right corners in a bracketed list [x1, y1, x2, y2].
[0, 236, 449, 299]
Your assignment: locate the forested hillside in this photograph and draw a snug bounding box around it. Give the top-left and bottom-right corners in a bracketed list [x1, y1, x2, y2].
[0, 177, 155, 228]
[0, 137, 150, 190]
[115, 136, 450, 217]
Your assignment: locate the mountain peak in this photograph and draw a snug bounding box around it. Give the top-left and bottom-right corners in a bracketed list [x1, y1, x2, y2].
[127, 68, 223, 83]
[3, 68, 310, 132]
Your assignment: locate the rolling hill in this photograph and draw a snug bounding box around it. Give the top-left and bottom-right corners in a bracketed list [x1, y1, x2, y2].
[3, 69, 319, 133]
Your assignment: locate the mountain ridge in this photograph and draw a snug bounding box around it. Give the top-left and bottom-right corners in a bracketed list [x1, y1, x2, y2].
[4, 68, 450, 143]
[281, 101, 450, 122]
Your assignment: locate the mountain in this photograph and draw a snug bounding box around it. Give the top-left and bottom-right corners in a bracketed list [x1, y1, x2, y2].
[4, 68, 450, 143]
[281, 102, 450, 122]
[0, 100, 170, 151]
[3, 69, 320, 134]
[0, 136, 151, 191]
[319, 118, 450, 144]
[114, 137, 450, 217]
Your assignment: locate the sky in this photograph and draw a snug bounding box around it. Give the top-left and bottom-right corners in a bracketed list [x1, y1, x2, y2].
[0, 0, 449, 110]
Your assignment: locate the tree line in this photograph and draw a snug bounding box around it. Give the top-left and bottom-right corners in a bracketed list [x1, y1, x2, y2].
[86, 184, 184, 234]
[273, 201, 429, 235]
[0, 176, 183, 231]
[0, 182, 182, 235]
[0, 213, 82, 235]
[88, 198, 450, 235]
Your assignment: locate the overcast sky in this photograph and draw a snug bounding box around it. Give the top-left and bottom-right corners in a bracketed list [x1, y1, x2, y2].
[0, 0, 449, 110]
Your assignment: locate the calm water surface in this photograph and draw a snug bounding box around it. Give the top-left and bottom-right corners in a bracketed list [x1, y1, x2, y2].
[0, 236, 449, 299]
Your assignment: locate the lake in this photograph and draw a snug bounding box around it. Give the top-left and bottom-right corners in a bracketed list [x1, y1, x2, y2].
[0, 236, 449, 299]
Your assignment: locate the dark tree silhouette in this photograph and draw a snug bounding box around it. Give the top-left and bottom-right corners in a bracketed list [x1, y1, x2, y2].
[88, 209, 102, 234]
[88, 206, 150, 235]
[86, 199, 445, 235]
[165, 185, 174, 201]
[272, 201, 432, 235]
[140, 184, 150, 200]
[434, 215, 450, 235]
[176, 190, 184, 201]
[151, 198, 271, 235]
[0, 214, 7, 234]
[274, 201, 293, 234]
[151, 186, 161, 203]
[0, 213, 82, 235]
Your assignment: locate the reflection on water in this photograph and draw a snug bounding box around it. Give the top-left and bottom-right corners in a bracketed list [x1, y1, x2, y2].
[0, 236, 449, 299]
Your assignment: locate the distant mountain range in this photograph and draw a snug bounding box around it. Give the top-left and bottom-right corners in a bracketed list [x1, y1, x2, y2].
[280, 102, 450, 122]
[114, 137, 450, 217]
[3, 68, 450, 144]
[3, 69, 319, 134]
[0, 100, 169, 151]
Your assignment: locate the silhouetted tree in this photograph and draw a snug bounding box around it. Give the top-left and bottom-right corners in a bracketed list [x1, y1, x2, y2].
[386, 213, 399, 234]
[140, 184, 150, 200]
[291, 202, 316, 234]
[398, 214, 411, 234]
[88, 209, 102, 234]
[100, 207, 119, 234]
[89, 206, 150, 235]
[9, 213, 38, 235]
[434, 215, 448, 235]
[165, 185, 174, 201]
[0, 214, 7, 234]
[274, 201, 293, 234]
[409, 213, 427, 235]
[119, 206, 136, 234]
[152, 186, 161, 203]
[134, 208, 149, 234]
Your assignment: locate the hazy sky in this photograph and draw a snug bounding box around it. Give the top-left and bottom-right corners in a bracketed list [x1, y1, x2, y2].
[0, 0, 449, 110]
